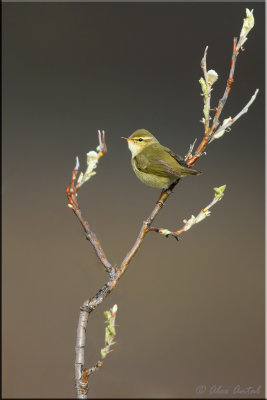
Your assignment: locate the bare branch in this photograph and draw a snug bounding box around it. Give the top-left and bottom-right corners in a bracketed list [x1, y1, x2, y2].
[212, 38, 237, 131]
[71, 171, 179, 398]
[66, 132, 114, 277]
[75, 300, 91, 399]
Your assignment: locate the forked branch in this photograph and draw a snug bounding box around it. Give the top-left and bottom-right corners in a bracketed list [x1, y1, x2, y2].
[187, 9, 257, 166]
[66, 9, 258, 399]
[66, 131, 114, 277]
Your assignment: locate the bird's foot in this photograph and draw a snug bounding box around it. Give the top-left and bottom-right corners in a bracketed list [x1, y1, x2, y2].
[165, 234, 182, 242]
[144, 219, 152, 228]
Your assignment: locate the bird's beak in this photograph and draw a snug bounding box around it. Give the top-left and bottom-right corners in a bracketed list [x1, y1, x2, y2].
[121, 137, 130, 141]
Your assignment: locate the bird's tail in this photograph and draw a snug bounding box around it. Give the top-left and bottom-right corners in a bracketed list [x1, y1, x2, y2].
[181, 166, 202, 176]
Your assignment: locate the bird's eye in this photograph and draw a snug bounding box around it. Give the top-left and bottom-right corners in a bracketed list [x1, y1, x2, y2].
[138, 138, 143, 142]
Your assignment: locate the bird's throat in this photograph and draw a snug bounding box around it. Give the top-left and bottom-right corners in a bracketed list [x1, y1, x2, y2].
[128, 141, 143, 158]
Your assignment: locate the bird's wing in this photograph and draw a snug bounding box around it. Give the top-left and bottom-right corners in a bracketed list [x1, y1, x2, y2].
[163, 147, 189, 168]
[134, 145, 201, 177]
[134, 149, 182, 178]
[163, 146, 201, 175]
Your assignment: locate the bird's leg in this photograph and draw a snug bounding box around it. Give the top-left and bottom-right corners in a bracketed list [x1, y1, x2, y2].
[156, 189, 166, 204]
[156, 179, 180, 204]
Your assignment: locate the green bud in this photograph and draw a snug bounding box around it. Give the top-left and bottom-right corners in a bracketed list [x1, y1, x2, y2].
[101, 305, 118, 361]
[105, 327, 111, 342]
[214, 185, 226, 199]
[104, 311, 111, 320]
[77, 172, 84, 185]
[240, 9, 254, 37]
[101, 348, 107, 359]
[107, 325, 116, 337]
[199, 77, 208, 95]
[246, 9, 254, 28]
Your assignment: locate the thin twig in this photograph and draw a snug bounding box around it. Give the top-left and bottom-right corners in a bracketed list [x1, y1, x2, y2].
[209, 89, 259, 142]
[184, 138, 197, 161]
[201, 46, 208, 82]
[148, 186, 226, 239]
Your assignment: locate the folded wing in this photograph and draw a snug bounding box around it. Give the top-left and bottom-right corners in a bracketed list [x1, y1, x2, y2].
[134, 144, 201, 178]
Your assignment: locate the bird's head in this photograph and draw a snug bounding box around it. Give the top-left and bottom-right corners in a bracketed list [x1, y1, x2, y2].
[122, 129, 159, 157]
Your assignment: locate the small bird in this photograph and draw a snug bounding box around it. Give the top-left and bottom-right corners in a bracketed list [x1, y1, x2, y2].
[122, 129, 201, 189]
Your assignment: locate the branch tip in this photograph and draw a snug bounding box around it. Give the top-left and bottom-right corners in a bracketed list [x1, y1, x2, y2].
[75, 156, 80, 171]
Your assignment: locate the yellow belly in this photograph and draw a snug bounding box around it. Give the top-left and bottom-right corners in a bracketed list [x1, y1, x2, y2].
[132, 161, 174, 188]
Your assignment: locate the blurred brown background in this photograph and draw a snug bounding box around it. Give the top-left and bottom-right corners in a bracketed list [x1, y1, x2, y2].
[2, 2, 265, 398]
